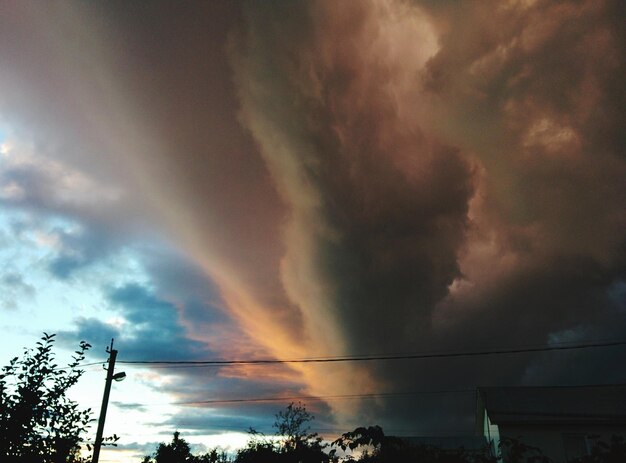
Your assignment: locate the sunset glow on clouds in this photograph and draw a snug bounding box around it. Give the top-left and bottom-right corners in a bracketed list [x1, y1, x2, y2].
[0, 0, 625, 460]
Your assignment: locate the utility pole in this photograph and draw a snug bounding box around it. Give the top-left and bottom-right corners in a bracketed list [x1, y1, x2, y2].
[92, 339, 124, 463]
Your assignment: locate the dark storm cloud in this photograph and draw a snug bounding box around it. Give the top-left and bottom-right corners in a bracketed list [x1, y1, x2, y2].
[0, 0, 315, 443]
[158, 396, 336, 439]
[420, 0, 626, 339]
[381, 0, 626, 429]
[68, 318, 118, 348]
[138, 247, 230, 331]
[60, 248, 307, 433]
[66, 282, 209, 362]
[47, 227, 114, 279]
[229, 0, 626, 431]
[231, 0, 475, 422]
[113, 441, 157, 452]
[2, 0, 625, 440]
[160, 406, 280, 435]
[111, 402, 147, 412]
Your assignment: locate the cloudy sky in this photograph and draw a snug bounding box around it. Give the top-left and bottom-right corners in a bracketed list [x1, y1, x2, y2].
[1, 0, 625, 461]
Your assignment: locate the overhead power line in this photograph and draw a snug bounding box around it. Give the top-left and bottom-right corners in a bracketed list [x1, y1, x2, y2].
[112, 338, 626, 368]
[53, 361, 108, 372]
[173, 389, 476, 406]
[110, 389, 476, 409]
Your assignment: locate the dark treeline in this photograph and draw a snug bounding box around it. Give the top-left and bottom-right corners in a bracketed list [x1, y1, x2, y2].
[1, 335, 624, 463]
[142, 403, 626, 463]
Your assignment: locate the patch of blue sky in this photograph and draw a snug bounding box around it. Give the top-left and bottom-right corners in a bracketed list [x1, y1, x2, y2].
[0, 207, 151, 365]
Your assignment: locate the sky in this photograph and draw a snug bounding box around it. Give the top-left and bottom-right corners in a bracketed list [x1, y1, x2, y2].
[0, 0, 625, 461]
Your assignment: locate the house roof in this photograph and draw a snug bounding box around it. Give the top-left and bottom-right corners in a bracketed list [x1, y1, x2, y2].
[477, 384, 626, 426]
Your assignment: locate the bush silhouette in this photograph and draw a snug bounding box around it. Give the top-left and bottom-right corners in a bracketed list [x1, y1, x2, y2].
[0, 333, 93, 463]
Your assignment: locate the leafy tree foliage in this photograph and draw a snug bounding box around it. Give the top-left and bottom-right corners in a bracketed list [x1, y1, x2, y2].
[498, 437, 551, 463]
[198, 449, 231, 463]
[0, 333, 93, 463]
[235, 402, 329, 463]
[331, 430, 625, 463]
[154, 431, 194, 463]
[331, 427, 555, 463]
[142, 431, 229, 463]
[331, 425, 432, 462]
[331, 425, 403, 461]
[147, 403, 330, 463]
[145, 407, 626, 463]
[233, 428, 279, 463]
[572, 436, 626, 463]
[272, 401, 328, 461]
[274, 402, 317, 451]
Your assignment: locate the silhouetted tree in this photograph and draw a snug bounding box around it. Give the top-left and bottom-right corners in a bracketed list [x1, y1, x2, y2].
[570, 436, 626, 463]
[331, 425, 411, 462]
[234, 403, 330, 463]
[332, 425, 492, 463]
[275, 402, 325, 452]
[498, 437, 551, 463]
[234, 429, 278, 463]
[0, 333, 93, 463]
[143, 432, 230, 463]
[145, 407, 610, 463]
[195, 448, 230, 463]
[155, 431, 194, 463]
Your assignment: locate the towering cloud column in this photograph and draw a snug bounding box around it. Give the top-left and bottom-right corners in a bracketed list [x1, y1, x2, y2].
[231, 0, 477, 422]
